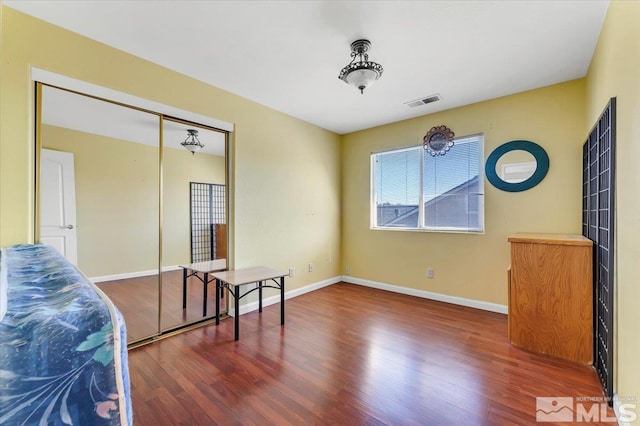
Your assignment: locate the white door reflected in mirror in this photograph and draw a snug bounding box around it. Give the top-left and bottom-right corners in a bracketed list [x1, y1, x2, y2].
[496, 150, 537, 183]
[40, 149, 78, 264]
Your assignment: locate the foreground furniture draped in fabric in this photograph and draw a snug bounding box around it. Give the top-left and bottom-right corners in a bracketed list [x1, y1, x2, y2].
[0, 244, 132, 425]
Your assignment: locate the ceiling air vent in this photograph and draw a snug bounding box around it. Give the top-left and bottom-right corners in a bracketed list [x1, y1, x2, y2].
[404, 94, 441, 108]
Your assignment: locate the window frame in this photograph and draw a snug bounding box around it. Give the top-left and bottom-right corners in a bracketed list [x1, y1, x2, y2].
[370, 134, 485, 234]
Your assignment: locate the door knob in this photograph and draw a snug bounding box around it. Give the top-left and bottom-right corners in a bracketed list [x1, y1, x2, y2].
[66, 225, 74, 229]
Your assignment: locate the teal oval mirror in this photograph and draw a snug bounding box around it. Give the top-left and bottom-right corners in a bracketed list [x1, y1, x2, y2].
[485, 140, 549, 192]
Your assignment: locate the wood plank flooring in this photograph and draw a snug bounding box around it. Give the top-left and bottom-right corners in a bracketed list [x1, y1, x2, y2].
[98, 270, 226, 342]
[128, 283, 614, 425]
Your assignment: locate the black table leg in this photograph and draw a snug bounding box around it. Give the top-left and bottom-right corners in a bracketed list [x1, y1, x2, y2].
[182, 267, 188, 309]
[259, 281, 263, 313]
[203, 272, 208, 317]
[280, 276, 285, 325]
[234, 285, 240, 341]
[215, 278, 220, 325]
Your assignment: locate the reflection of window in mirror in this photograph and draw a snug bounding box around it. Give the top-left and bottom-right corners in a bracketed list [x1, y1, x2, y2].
[495, 150, 536, 183]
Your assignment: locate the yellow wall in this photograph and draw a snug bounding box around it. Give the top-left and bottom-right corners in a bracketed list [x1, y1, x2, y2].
[341, 79, 586, 305]
[42, 124, 225, 277]
[585, 0, 640, 411]
[0, 8, 341, 291]
[162, 142, 226, 268]
[42, 125, 160, 277]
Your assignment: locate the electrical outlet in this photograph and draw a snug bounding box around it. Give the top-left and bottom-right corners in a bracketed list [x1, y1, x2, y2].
[427, 268, 434, 279]
[289, 267, 294, 277]
[308, 263, 313, 272]
[345, 266, 351, 274]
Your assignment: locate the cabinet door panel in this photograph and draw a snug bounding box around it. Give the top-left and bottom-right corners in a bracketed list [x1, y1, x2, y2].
[508, 234, 592, 364]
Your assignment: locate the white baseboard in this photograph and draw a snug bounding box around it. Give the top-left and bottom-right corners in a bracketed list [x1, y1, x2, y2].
[228, 275, 341, 317]
[90, 265, 181, 283]
[342, 275, 508, 314]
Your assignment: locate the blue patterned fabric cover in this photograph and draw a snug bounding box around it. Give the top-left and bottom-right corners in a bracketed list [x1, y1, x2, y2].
[0, 244, 132, 425]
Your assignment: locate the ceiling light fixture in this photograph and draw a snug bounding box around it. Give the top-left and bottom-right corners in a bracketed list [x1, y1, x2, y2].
[338, 39, 384, 94]
[181, 129, 204, 154]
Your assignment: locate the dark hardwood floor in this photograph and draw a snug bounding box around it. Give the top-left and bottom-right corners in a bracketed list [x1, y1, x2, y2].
[98, 270, 226, 342]
[127, 283, 614, 425]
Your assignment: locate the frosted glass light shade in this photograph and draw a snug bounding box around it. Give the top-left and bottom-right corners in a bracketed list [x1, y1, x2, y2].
[345, 68, 378, 93]
[183, 143, 203, 153]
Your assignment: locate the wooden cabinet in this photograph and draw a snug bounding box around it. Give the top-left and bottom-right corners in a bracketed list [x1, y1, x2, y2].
[508, 233, 593, 364]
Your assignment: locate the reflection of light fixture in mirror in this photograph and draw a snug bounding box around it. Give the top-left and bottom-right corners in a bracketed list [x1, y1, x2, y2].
[423, 125, 455, 156]
[181, 129, 204, 154]
[338, 39, 384, 94]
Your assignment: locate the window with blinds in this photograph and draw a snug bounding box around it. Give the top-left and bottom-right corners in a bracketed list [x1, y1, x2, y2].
[371, 134, 484, 232]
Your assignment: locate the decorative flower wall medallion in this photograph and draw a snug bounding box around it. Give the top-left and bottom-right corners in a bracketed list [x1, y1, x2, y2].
[423, 125, 455, 156]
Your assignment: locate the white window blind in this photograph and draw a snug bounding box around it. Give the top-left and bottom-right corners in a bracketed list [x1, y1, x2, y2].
[373, 148, 421, 228]
[371, 135, 484, 232]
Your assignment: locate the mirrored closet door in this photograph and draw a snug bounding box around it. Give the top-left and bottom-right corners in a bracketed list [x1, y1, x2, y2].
[38, 84, 161, 343]
[160, 118, 228, 332]
[37, 83, 229, 345]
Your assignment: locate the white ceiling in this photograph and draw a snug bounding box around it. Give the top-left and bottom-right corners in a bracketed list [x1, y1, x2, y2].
[7, 1, 609, 135]
[42, 85, 226, 156]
